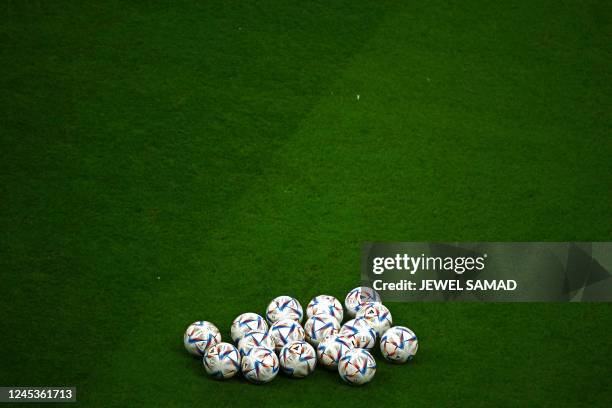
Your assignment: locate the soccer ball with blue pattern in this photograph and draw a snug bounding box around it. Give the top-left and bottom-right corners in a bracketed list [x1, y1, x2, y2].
[241, 346, 279, 384]
[304, 314, 340, 346]
[339, 317, 377, 349]
[344, 287, 381, 318]
[238, 330, 275, 357]
[266, 296, 303, 323]
[203, 342, 241, 379]
[279, 341, 317, 378]
[356, 302, 393, 336]
[230, 312, 268, 343]
[306, 295, 343, 324]
[380, 326, 418, 364]
[183, 321, 221, 357]
[316, 334, 355, 369]
[338, 348, 377, 386]
[269, 318, 305, 352]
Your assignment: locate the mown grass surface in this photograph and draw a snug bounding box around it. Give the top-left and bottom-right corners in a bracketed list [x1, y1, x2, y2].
[1, 1, 611, 406]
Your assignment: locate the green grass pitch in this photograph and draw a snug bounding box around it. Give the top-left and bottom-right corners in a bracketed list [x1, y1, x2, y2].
[1, 0, 611, 406]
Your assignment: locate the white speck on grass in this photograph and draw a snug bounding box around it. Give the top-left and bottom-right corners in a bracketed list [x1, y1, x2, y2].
[156, 276, 161, 280]
[356, 94, 360, 100]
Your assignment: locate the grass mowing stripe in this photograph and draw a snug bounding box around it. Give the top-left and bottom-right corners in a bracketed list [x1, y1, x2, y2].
[86, 1, 610, 406]
[80, 5, 423, 407]
[0, 0, 394, 393]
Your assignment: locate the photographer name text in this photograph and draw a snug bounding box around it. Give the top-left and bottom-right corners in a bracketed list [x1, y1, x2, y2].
[372, 279, 517, 292]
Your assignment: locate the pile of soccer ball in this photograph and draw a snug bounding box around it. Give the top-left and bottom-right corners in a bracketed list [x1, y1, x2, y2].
[183, 286, 418, 386]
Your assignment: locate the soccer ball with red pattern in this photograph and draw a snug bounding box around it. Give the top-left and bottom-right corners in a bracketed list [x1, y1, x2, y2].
[266, 296, 303, 323]
[338, 348, 377, 386]
[269, 318, 305, 352]
[241, 346, 279, 384]
[339, 317, 377, 349]
[230, 313, 268, 343]
[237, 330, 275, 357]
[279, 341, 317, 378]
[356, 302, 392, 336]
[344, 287, 381, 318]
[380, 326, 418, 363]
[304, 314, 340, 346]
[316, 334, 355, 369]
[183, 321, 221, 357]
[306, 295, 343, 323]
[203, 342, 241, 379]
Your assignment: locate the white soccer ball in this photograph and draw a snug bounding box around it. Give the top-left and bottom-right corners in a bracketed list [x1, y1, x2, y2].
[356, 302, 392, 336]
[269, 318, 305, 353]
[265, 296, 303, 323]
[230, 312, 268, 343]
[306, 295, 343, 323]
[380, 326, 418, 364]
[316, 334, 355, 369]
[241, 346, 279, 384]
[304, 314, 340, 346]
[203, 342, 241, 379]
[338, 348, 377, 386]
[238, 330, 275, 357]
[339, 317, 377, 349]
[279, 341, 317, 378]
[183, 321, 221, 357]
[344, 287, 381, 317]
